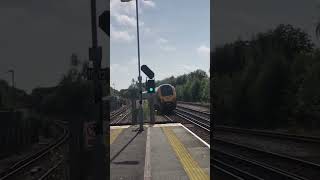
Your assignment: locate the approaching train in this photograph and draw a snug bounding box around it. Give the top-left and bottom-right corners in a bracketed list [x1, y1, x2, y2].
[143, 84, 176, 113]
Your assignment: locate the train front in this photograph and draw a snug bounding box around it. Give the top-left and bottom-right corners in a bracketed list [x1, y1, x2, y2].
[157, 84, 176, 113]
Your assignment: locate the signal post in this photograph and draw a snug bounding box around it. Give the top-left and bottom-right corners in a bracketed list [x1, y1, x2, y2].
[148, 94, 155, 124]
[142, 65, 156, 124]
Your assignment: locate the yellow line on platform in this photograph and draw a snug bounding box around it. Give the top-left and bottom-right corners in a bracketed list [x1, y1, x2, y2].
[162, 127, 209, 180]
[110, 129, 123, 144]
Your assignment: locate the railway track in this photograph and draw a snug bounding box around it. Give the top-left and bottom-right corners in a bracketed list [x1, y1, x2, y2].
[213, 148, 301, 180]
[174, 104, 320, 179]
[215, 125, 320, 144]
[214, 137, 320, 179]
[0, 121, 69, 180]
[176, 104, 210, 118]
[110, 106, 128, 120]
[177, 101, 210, 108]
[110, 111, 131, 125]
[110, 106, 131, 125]
[174, 107, 210, 132]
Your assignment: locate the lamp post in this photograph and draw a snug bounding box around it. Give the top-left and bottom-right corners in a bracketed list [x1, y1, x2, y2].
[8, 70, 15, 109]
[121, 0, 144, 131]
[8, 70, 14, 88]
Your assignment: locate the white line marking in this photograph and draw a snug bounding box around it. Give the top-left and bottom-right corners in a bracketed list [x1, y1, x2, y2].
[144, 126, 151, 180]
[180, 124, 210, 148]
[151, 123, 182, 127]
[110, 125, 131, 129]
[163, 116, 210, 148]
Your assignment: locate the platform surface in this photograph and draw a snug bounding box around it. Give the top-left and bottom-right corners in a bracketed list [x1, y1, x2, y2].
[110, 123, 210, 180]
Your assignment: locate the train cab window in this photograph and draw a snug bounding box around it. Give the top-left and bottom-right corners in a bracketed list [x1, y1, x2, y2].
[160, 85, 173, 96]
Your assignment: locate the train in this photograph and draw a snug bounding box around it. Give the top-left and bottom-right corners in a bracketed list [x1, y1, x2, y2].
[143, 84, 177, 114]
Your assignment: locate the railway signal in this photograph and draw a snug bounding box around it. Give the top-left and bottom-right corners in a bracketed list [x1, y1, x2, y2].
[141, 65, 154, 79]
[146, 79, 155, 93]
[98, 10, 110, 36]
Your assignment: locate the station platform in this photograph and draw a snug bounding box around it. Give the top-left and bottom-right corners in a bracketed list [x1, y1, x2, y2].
[110, 123, 210, 180]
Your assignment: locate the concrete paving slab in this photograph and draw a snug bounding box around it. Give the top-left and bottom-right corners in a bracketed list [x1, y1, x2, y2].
[110, 125, 147, 180]
[150, 126, 189, 180]
[171, 126, 210, 177]
[109, 123, 210, 180]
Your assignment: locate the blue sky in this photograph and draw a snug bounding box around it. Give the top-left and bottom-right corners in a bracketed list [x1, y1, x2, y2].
[110, 0, 210, 90]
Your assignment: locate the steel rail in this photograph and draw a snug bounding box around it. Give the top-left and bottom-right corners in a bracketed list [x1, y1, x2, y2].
[214, 137, 320, 180]
[213, 149, 304, 180]
[215, 125, 320, 144]
[110, 110, 131, 125]
[0, 121, 69, 180]
[177, 101, 210, 108]
[173, 110, 210, 132]
[176, 104, 210, 115]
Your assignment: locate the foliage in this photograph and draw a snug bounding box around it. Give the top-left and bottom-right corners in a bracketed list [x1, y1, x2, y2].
[155, 69, 210, 103]
[30, 54, 103, 119]
[118, 70, 210, 103]
[316, 20, 320, 39]
[213, 24, 320, 130]
[120, 79, 139, 100]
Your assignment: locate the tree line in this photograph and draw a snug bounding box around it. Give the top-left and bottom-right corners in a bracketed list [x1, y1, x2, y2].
[155, 70, 210, 103]
[1, 53, 124, 121]
[119, 70, 210, 103]
[213, 24, 320, 131]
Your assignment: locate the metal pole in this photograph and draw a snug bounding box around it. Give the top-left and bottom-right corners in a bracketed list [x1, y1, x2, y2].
[90, 0, 106, 179]
[12, 70, 14, 109]
[91, 0, 98, 49]
[8, 70, 15, 109]
[135, 0, 144, 131]
[10, 70, 14, 89]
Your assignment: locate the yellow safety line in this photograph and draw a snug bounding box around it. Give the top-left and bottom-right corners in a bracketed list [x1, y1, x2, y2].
[162, 127, 209, 180]
[110, 129, 123, 144]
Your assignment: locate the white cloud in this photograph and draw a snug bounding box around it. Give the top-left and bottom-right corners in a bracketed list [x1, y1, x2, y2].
[111, 0, 155, 17]
[113, 14, 145, 28]
[111, 63, 130, 74]
[142, 0, 156, 8]
[128, 57, 137, 65]
[157, 37, 168, 44]
[197, 45, 210, 57]
[180, 64, 201, 73]
[114, 14, 136, 27]
[160, 45, 176, 51]
[110, 24, 134, 42]
[143, 27, 152, 33]
[111, 0, 136, 16]
[156, 37, 176, 51]
[112, 30, 134, 42]
[110, 63, 120, 71]
[111, 61, 137, 90]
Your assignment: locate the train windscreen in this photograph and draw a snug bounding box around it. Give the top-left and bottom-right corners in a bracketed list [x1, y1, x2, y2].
[160, 85, 173, 96]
